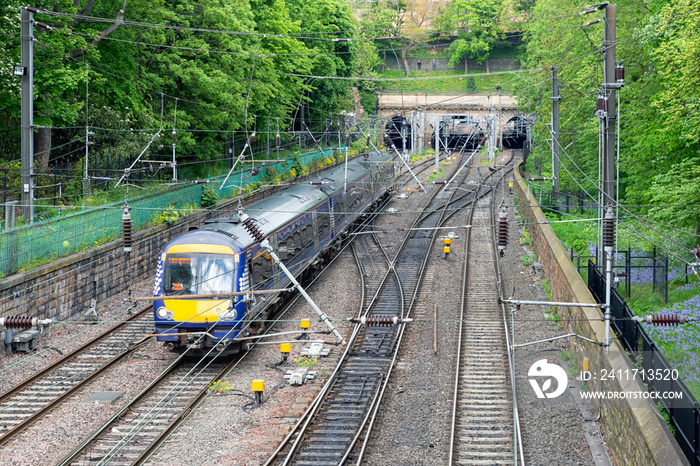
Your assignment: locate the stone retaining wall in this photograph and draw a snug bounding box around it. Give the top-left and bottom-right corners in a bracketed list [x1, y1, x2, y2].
[514, 163, 688, 465]
[381, 57, 520, 73]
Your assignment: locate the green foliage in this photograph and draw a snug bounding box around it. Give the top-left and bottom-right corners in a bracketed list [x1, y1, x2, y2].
[519, 230, 532, 247]
[521, 253, 537, 267]
[151, 204, 196, 225]
[209, 379, 232, 394]
[294, 356, 318, 367]
[427, 168, 445, 182]
[201, 185, 220, 209]
[436, 0, 505, 70]
[657, 402, 676, 436]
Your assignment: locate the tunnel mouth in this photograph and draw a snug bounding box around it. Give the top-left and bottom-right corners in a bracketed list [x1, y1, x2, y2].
[431, 115, 485, 152]
[384, 116, 412, 151]
[501, 116, 528, 150]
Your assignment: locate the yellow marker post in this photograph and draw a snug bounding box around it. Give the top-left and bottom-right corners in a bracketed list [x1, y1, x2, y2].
[583, 357, 589, 372]
[252, 379, 264, 405]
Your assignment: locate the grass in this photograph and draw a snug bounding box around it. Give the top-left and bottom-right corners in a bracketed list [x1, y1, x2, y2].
[376, 69, 510, 94]
[427, 168, 446, 182]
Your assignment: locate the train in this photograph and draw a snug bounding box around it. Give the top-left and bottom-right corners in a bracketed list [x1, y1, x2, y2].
[152, 152, 395, 356]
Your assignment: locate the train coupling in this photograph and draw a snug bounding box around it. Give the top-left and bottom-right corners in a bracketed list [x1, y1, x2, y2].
[346, 316, 413, 326]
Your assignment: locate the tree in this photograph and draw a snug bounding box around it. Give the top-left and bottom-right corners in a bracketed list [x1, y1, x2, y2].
[436, 0, 504, 73]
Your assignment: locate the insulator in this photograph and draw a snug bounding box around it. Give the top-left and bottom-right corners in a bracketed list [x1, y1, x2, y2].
[246, 134, 254, 146]
[616, 64, 625, 84]
[345, 134, 350, 147]
[122, 204, 133, 252]
[647, 314, 686, 326]
[275, 135, 281, 150]
[497, 211, 508, 250]
[251, 167, 259, 176]
[602, 208, 615, 248]
[366, 135, 371, 147]
[364, 316, 396, 327]
[172, 131, 176, 145]
[596, 95, 608, 113]
[2, 315, 33, 329]
[242, 216, 265, 243]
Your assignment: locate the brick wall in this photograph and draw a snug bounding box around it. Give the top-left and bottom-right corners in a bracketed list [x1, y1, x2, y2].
[513, 164, 688, 465]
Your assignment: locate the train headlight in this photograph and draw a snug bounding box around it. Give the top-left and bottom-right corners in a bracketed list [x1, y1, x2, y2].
[157, 307, 174, 320]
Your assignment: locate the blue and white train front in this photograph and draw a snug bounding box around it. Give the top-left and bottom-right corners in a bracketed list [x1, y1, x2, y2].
[153, 231, 249, 356]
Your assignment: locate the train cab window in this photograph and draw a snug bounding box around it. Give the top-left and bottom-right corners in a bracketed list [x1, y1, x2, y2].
[164, 253, 234, 295]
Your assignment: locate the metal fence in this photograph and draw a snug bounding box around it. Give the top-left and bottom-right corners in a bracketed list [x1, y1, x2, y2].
[573, 246, 671, 303]
[588, 261, 700, 466]
[0, 148, 341, 277]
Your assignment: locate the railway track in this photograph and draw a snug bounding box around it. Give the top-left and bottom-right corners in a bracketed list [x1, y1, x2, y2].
[58, 356, 232, 465]
[448, 155, 525, 465]
[0, 306, 154, 447]
[265, 149, 478, 465]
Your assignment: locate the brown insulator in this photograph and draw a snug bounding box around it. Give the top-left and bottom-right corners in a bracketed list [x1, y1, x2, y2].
[365, 316, 394, 327]
[275, 135, 281, 151]
[650, 314, 681, 326]
[497, 212, 508, 251]
[596, 95, 607, 114]
[603, 207, 615, 248]
[3, 315, 32, 329]
[122, 204, 133, 252]
[616, 64, 625, 84]
[242, 217, 265, 243]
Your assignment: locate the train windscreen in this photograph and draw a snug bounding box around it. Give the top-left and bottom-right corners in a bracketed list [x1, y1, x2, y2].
[164, 253, 235, 295]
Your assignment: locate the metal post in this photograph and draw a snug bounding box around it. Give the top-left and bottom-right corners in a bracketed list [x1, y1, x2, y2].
[434, 116, 440, 171]
[172, 98, 178, 182]
[84, 64, 89, 181]
[602, 5, 617, 209]
[434, 118, 439, 157]
[551, 67, 560, 203]
[417, 107, 423, 152]
[497, 84, 502, 150]
[20, 7, 34, 222]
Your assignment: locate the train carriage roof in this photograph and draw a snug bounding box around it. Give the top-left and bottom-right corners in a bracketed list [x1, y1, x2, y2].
[162, 152, 392, 253]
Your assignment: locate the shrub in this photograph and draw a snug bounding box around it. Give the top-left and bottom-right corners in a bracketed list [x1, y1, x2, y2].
[201, 185, 220, 208]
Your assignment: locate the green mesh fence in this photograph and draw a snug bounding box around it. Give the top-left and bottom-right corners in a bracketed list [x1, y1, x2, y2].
[0, 148, 341, 277]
